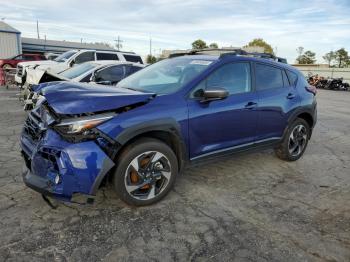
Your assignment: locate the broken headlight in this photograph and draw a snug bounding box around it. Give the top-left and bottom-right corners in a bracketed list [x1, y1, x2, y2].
[54, 113, 115, 142]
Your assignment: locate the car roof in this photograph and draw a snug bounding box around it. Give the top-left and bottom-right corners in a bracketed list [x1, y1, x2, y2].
[84, 60, 145, 67]
[175, 54, 298, 73]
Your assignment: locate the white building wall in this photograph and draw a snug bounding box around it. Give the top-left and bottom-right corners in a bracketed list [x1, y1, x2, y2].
[0, 32, 21, 58]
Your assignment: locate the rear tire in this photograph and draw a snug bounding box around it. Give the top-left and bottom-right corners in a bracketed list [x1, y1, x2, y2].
[113, 138, 178, 206]
[275, 118, 310, 161]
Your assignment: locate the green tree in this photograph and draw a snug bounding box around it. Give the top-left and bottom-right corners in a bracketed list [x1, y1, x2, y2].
[209, 43, 219, 48]
[323, 51, 336, 67]
[334, 48, 349, 68]
[245, 38, 274, 54]
[192, 39, 208, 49]
[296, 50, 316, 64]
[146, 55, 157, 64]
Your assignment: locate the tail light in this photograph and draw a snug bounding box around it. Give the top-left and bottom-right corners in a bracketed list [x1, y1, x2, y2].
[305, 85, 317, 95]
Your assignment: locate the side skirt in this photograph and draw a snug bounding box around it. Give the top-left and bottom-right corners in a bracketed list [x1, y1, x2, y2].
[189, 137, 281, 165]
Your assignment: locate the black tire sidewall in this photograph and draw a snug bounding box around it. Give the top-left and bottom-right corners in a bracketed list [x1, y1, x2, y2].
[113, 138, 178, 206]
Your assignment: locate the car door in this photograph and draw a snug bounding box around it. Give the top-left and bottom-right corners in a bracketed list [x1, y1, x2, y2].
[254, 63, 300, 140]
[187, 62, 259, 159]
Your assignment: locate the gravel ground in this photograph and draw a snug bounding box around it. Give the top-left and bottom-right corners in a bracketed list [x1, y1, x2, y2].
[0, 88, 349, 262]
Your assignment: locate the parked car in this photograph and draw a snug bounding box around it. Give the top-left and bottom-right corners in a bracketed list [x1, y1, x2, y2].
[20, 51, 317, 207]
[15, 49, 143, 86]
[23, 61, 145, 110]
[45, 53, 61, 61]
[0, 54, 46, 69]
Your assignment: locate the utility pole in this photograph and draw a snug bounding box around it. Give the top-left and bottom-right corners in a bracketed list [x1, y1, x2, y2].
[36, 20, 40, 39]
[149, 37, 152, 56]
[114, 36, 123, 51]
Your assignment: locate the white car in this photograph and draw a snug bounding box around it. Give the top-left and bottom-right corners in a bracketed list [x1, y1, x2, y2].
[15, 49, 143, 85]
[23, 61, 145, 110]
[26, 60, 145, 85]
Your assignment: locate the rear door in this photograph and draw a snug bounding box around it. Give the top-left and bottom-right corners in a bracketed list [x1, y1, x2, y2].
[254, 63, 300, 140]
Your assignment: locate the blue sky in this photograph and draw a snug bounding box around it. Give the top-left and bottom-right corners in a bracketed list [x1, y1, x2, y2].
[1, 0, 349, 63]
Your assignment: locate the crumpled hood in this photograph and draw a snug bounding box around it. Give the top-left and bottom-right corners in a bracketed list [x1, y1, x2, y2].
[41, 82, 155, 115]
[32, 81, 64, 92]
[26, 68, 68, 85]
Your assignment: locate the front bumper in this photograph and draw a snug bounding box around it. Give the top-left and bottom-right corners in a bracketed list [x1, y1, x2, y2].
[15, 74, 23, 85]
[20, 128, 115, 203]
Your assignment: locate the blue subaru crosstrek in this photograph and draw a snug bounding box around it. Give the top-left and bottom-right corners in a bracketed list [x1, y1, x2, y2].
[20, 51, 317, 206]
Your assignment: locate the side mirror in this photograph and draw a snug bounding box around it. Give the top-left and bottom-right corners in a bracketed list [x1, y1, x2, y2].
[69, 59, 75, 67]
[201, 87, 229, 102]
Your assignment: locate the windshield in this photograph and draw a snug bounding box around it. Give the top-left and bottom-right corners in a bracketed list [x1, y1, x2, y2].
[54, 50, 77, 62]
[59, 62, 98, 79]
[116, 57, 213, 94]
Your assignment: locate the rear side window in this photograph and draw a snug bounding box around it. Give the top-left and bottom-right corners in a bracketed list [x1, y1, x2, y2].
[96, 53, 119, 60]
[75, 52, 95, 64]
[205, 62, 251, 95]
[123, 55, 143, 64]
[95, 65, 125, 84]
[286, 70, 298, 86]
[127, 66, 143, 76]
[255, 63, 284, 90]
[23, 55, 33, 60]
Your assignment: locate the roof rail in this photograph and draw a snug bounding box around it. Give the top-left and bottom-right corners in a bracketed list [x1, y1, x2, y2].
[168, 48, 287, 63]
[168, 48, 246, 58]
[220, 51, 288, 63]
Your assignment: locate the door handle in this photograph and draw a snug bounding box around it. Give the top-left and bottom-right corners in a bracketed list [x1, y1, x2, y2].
[287, 93, 296, 99]
[244, 102, 257, 109]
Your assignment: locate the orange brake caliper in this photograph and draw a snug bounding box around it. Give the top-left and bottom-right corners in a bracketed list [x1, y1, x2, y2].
[130, 158, 151, 189]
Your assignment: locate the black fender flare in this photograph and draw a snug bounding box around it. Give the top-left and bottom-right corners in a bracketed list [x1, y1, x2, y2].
[282, 105, 317, 140]
[115, 118, 188, 165]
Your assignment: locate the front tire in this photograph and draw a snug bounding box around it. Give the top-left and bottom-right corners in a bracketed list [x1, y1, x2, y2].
[113, 138, 178, 206]
[275, 118, 310, 161]
[2, 64, 12, 69]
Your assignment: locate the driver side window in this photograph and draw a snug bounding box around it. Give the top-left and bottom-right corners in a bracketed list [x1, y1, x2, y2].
[192, 62, 251, 98]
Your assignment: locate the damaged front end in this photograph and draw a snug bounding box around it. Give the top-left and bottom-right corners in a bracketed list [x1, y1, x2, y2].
[20, 82, 155, 206]
[21, 102, 118, 205]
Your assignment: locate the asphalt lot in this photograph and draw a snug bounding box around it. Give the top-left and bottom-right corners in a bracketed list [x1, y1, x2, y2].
[0, 88, 349, 262]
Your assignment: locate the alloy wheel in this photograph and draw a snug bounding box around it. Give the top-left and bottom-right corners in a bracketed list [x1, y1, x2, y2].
[124, 151, 172, 201]
[2, 64, 12, 70]
[288, 124, 308, 157]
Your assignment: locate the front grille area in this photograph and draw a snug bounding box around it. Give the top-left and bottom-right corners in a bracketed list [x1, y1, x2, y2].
[23, 105, 49, 142]
[17, 65, 23, 76]
[23, 114, 43, 142]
